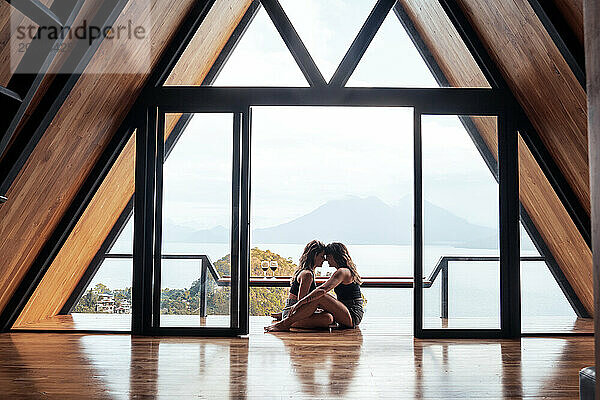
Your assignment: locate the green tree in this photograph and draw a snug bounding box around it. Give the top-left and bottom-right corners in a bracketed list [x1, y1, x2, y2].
[73, 248, 302, 316]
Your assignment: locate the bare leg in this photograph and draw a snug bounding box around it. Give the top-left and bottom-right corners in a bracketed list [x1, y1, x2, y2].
[265, 294, 352, 332]
[291, 312, 334, 329]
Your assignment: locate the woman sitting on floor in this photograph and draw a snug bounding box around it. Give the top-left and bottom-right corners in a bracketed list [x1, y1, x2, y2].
[270, 240, 328, 323]
[265, 242, 364, 332]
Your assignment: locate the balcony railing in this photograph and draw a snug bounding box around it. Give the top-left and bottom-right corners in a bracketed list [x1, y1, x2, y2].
[105, 253, 545, 319]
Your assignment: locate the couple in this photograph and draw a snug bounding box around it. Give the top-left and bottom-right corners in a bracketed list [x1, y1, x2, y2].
[265, 240, 364, 332]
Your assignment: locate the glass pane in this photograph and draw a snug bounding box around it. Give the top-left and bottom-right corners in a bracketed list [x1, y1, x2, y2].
[72, 257, 132, 332]
[279, 0, 376, 82]
[108, 216, 133, 254]
[347, 8, 438, 87]
[251, 106, 413, 322]
[421, 115, 499, 329]
[211, 7, 308, 86]
[520, 221, 577, 333]
[160, 113, 233, 328]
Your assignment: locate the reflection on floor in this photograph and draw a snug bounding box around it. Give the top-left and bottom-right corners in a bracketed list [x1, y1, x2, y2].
[0, 317, 593, 399]
[11, 313, 594, 335]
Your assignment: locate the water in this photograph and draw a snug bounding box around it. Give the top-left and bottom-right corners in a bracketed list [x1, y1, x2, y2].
[93, 243, 574, 319]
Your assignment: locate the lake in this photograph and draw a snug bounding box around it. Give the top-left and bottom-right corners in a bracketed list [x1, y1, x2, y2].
[93, 242, 574, 319]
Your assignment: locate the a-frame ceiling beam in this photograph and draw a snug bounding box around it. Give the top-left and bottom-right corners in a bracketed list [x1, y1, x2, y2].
[59, 1, 259, 318]
[394, 2, 589, 319]
[0, 0, 127, 197]
[5, 0, 62, 28]
[526, 0, 586, 90]
[437, 0, 591, 248]
[0, 0, 219, 332]
[0, 0, 85, 164]
[329, 0, 395, 87]
[260, 0, 326, 87]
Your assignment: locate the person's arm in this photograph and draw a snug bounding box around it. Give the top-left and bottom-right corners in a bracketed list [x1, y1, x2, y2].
[289, 268, 350, 315]
[296, 270, 314, 300]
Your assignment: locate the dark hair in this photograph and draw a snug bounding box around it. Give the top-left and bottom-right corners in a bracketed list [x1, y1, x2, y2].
[292, 240, 326, 282]
[325, 242, 362, 284]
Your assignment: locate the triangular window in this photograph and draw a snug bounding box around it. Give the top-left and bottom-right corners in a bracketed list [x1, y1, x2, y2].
[212, 7, 309, 86]
[347, 9, 438, 87]
[279, 0, 376, 82]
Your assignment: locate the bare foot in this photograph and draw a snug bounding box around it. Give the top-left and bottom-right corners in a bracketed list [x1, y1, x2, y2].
[264, 321, 290, 332]
[270, 312, 282, 320]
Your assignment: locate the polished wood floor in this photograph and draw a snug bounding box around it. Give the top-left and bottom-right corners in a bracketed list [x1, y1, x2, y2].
[12, 313, 594, 335]
[0, 316, 593, 399]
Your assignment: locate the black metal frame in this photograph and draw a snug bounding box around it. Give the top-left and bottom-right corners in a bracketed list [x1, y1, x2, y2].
[260, 0, 325, 87]
[134, 107, 247, 337]
[328, 0, 394, 87]
[413, 109, 519, 339]
[144, 91, 507, 339]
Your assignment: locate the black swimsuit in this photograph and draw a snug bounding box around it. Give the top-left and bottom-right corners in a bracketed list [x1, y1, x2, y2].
[334, 268, 364, 327]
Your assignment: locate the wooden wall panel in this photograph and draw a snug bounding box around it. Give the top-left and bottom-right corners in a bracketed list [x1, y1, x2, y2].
[13, 0, 252, 326]
[458, 0, 589, 214]
[0, 0, 199, 319]
[400, 0, 593, 314]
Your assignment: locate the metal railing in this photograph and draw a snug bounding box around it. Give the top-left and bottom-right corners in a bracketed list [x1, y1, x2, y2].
[105, 253, 545, 319]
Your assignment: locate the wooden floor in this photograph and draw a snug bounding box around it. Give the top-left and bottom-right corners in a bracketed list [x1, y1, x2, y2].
[12, 313, 594, 335]
[0, 316, 593, 399]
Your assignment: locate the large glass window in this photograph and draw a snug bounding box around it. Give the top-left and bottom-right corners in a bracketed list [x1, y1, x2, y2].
[214, 7, 308, 86]
[159, 113, 235, 328]
[421, 114, 500, 330]
[250, 106, 413, 322]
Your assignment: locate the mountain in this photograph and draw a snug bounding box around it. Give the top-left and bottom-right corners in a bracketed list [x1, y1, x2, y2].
[163, 196, 500, 248]
[253, 195, 496, 246]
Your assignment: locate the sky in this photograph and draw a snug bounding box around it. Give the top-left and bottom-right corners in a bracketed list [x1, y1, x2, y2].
[161, 1, 500, 231]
